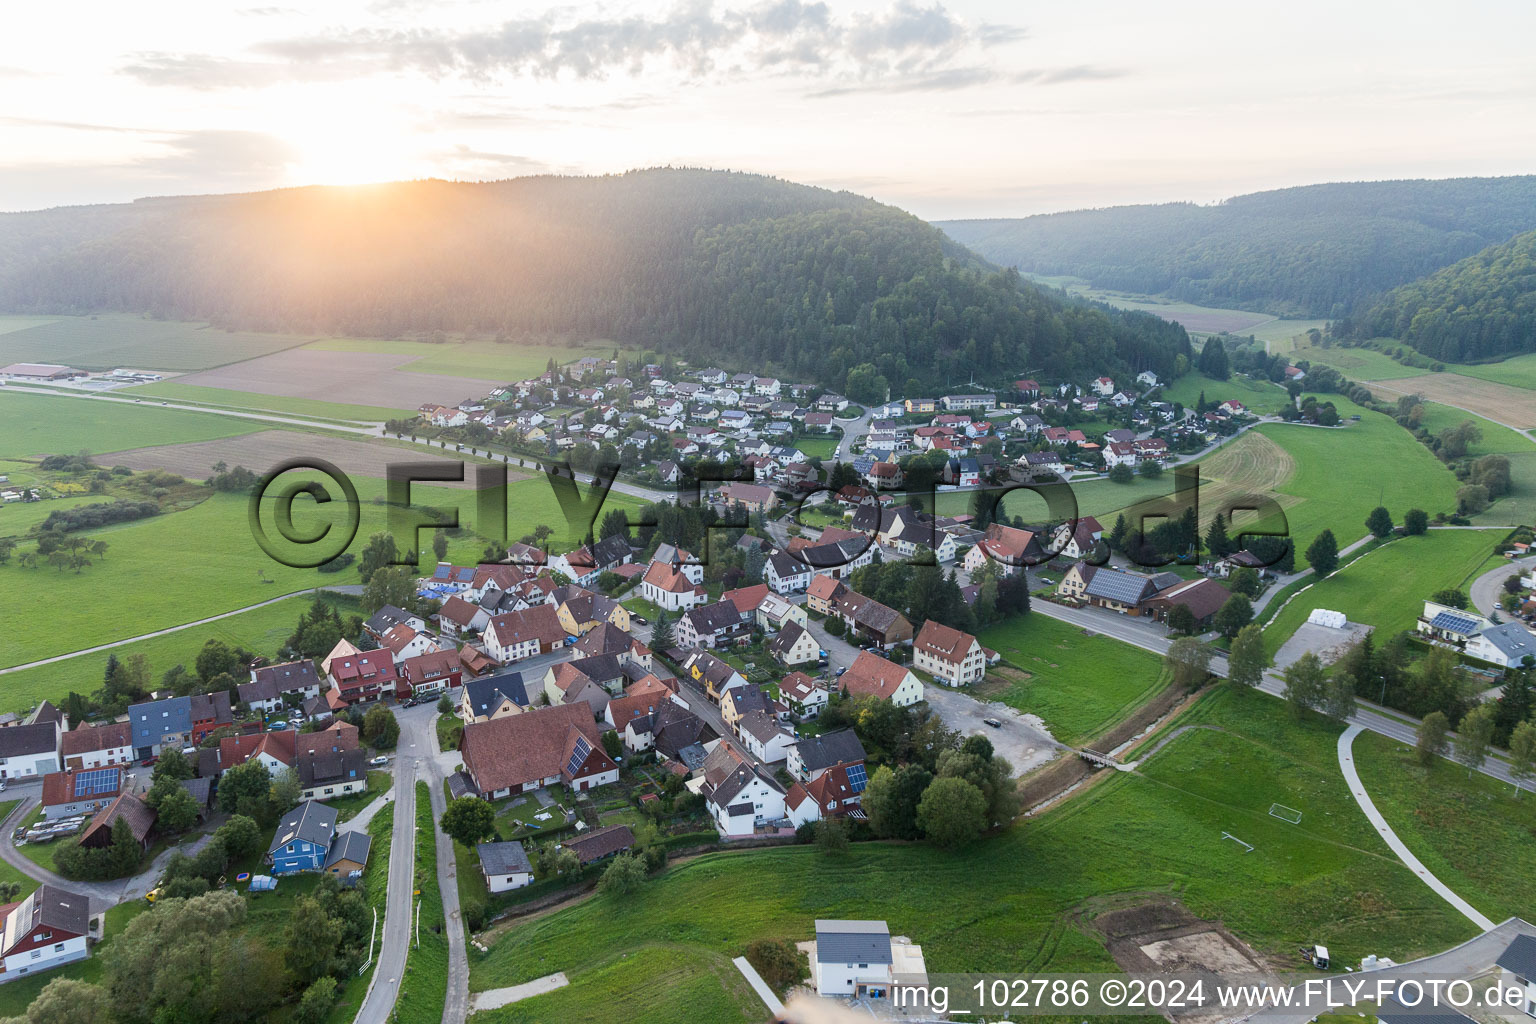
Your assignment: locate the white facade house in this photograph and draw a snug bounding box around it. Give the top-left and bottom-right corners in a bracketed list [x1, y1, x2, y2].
[477, 841, 535, 894]
[766, 552, 814, 594]
[912, 621, 986, 687]
[813, 920, 909, 998]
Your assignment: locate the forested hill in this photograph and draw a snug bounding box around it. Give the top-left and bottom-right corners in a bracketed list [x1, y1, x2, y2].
[1349, 229, 1536, 361]
[938, 176, 1536, 318]
[0, 168, 1190, 387]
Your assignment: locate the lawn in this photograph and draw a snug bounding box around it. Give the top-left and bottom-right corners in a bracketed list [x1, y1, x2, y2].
[0, 472, 645, 673]
[468, 686, 1477, 1023]
[1442, 351, 1536, 392]
[328, 770, 393, 822]
[791, 434, 839, 460]
[0, 901, 148, 1017]
[304, 338, 621, 381]
[1287, 340, 1429, 382]
[0, 593, 357, 717]
[1261, 530, 1505, 655]
[1160, 372, 1293, 415]
[0, 315, 313, 371]
[1352, 729, 1536, 922]
[394, 781, 449, 1024]
[0, 387, 259, 459]
[124, 381, 413, 423]
[976, 614, 1169, 746]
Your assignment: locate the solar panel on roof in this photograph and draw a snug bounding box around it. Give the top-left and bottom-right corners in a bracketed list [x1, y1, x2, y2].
[1428, 611, 1480, 634]
[844, 763, 868, 794]
[73, 767, 119, 798]
[565, 736, 592, 778]
[1085, 568, 1153, 606]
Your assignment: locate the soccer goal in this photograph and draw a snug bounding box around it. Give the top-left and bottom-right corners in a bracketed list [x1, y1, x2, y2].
[1221, 832, 1254, 853]
[1269, 803, 1303, 824]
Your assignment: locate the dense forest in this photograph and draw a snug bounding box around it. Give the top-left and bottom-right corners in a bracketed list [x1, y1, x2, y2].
[0, 169, 1190, 387]
[1347, 229, 1536, 361]
[939, 177, 1536, 318]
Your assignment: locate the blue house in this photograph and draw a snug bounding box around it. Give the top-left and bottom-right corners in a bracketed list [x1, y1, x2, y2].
[267, 801, 339, 875]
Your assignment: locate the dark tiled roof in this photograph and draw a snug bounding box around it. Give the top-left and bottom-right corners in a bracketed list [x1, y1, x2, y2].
[477, 840, 533, 876]
[815, 920, 893, 964]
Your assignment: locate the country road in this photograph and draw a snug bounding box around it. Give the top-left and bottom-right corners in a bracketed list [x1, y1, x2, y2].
[354, 744, 418, 1024]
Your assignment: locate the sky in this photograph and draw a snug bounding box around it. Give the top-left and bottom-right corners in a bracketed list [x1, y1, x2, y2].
[2, 0, 1534, 219]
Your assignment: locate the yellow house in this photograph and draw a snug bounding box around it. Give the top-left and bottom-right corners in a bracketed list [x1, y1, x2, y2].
[555, 593, 630, 636]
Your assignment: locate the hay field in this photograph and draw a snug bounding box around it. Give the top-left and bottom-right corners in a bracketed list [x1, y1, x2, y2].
[174, 348, 505, 408]
[0, 315, 310, 370]
[1364, 373, 1536, 429]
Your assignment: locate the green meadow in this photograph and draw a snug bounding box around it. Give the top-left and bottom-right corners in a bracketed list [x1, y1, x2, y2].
[304, 338, 622, 381]
[469, 688, 1476, 1024]
[0, 473, 646, 672]
[1159, 371, 1293, 415]
[977, 614, 1169, 746]
[0, 387, 259, 458]
[124, 381, 414, 423]
[1261, 530, 1504, 655]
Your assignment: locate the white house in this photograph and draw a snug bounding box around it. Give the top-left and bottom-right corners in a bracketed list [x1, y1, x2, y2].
[477, 841, 535, 894]
[766, 552, 814, 594]
[1091, 377, 1115, 396]
[1466, 621, 1536, 667]
[813, 920, 906, 998]
[0, 885, 91, 979]
[640, 560, 706, 612]
[1136, 371, 1160, 387]
[739, 711, 796, 764]
[700, 743, 787, 838]
[912, 621, 986, 687]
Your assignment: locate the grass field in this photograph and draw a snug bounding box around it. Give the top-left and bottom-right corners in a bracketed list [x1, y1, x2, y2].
[0, 388, 259, 458]
[1288, 340, 1429, 381]
[976, 614, 1169, 746]
[124, 381, 413, 422]
[1261, 530, 1505, 655]
[1412, 401, 1532, 458]
[469, 687, 1476, 1022]
[791, 434, 838, 460]
[0, 473, 645, 673]
[394, 782, 449, 1024]
[0, 592, 354, 713]
[0, 799, 31, 895]
[1364, 373, 1536, 431]
[1353, 729, 1536, 922]
[304, 338, 620, 381]
[1160, 372, 1293, 415]
[1440, 351, 1536, 392]
[0, 315, 312, 371]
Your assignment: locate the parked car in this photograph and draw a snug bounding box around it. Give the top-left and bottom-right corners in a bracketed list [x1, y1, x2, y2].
[140, 757, 158, 767]
[983, 717, 1003, 728]
[369, 755, 389, 767]
[270, 721, 289, 731]
[632, 615, 648, 625]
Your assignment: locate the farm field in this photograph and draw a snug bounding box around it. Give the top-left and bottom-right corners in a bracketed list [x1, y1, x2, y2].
[1475, 451, 1536, 527]
[469, 687, 1475, 1023]
[107, 429, 506, 486]
[1364, 373, 1536, 430]
[1261, 530, 1504, 656]
[0, 474, 645, 671]
[0, 315, 312, 371]
[125, 380, 414, 422]
[1242, 318, 1333, 352]
[0, 387, 259, 458]
[1019, 275, 1277, 334]
[304, 338, 621, 380]
[170, 348, 505, 411]
[1353, 729, 1536, 922]
[1159, 371, 1293, 415]
[1411, 401, 1532, 458]
[976, 613, 1169, 746]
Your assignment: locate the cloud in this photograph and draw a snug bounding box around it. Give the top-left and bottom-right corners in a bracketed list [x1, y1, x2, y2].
[808, 65, 997, 97]
[1013, 65, 1125, 85]
[121, 0, 1027, 91]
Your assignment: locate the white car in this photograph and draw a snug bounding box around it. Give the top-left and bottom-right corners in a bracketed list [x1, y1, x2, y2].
[370, 755, 389, 767]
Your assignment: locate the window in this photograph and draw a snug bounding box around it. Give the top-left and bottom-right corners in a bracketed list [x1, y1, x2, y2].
[30, 950, 40, 959]
[53, 943, 64, 952]
[858, 963, 868, 969]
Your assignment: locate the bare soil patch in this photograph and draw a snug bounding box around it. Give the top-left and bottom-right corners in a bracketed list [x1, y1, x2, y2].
[176, 349, 504, 408]
[1366, 373, 1536, 429]
[109, 429, 480, 486]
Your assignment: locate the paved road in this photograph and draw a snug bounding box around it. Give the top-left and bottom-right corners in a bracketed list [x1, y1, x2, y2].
[0, 789, 223, 914]
[1337, 725, 1496, 931]
[1031, 597, 1529, 790]
[354, 743, 418, 1024]
[411, 705, 470, 1024]
[1468, 553, 1535, 618]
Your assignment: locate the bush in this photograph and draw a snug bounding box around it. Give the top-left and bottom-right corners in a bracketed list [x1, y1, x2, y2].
[40, 500, 159, 532]
[744, 938, 808, 992]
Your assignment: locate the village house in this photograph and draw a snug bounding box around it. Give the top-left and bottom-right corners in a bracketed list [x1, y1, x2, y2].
[128, 692, 234, 760]
[296, 748, 370, 803]
[460, 672, 530, 723]
[477, 841, 535, 893]
[718, 482, 779, 512]
[739, 710, 796, 763]
[326, 649, 398, 706]
[239, 660, 323, 714]
[0, 885, 91, 979]
[40, 766, 122, 819]
[768, 622, 820, 666]
[483, 605, 568, 664]
[678, 600, 751, 649]
[961, 523, 1044, 577]
[779, 671, 829, 720]
[784, 760, 867, 826]
[912, 621, 987, 686]
[806, 574, 847, 615]
[1051, 516, 1105, 561]
[700, 742, 787, 838]
[58, 721, 132, 771]
[766, 551, 814, 594]
[268, 801, 348, 875]
[679, 650, 747, 703]
[787, 729, 867, 784]
[839, 651, 923, 706]
[398, 649, 463, 700]
[460, 703, 618, 798]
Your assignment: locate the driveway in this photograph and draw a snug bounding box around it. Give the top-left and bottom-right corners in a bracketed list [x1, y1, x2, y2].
[921, 683, 1064, 774]
[1468, 554, 1534, 618]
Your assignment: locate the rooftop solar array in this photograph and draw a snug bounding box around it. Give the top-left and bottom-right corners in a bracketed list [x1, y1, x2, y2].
[73, 767, 120, 798]
[1428, 610, 1482, 634]
[844, 762, 868, 794]
[566, 735, 593, 778]
[1084, 568, 1155, 606]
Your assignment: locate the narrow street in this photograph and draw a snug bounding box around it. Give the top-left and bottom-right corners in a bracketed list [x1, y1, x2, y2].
[353, 738, 418, 1024]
